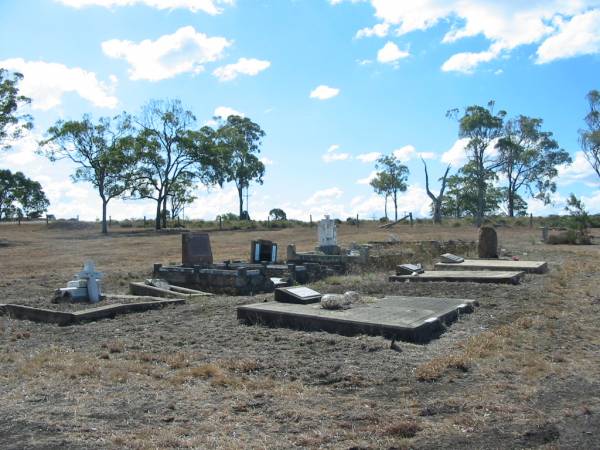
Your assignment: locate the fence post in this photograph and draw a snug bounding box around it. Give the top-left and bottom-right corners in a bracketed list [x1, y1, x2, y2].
[409, 212, 414, 227]
[356, 213, 359, 228]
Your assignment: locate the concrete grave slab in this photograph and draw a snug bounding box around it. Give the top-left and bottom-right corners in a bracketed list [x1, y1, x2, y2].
[274, 286, 323, 304]
[390, 270, 525, 285]
[434, 259, 548, 274]
[129, 281, 212, 299]
[238, 296, 477, 343]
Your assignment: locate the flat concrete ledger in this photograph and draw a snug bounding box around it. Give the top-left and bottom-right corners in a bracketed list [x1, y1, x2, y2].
[390, 270, 524, 285]
[434, 259, 548, 274]
[238, 296, 477, 343]
[129, 282, 212, 299]
[0, 298, 185, 326]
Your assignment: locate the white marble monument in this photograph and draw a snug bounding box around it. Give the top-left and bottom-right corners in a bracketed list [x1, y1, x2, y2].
[58, 260, 103, 303]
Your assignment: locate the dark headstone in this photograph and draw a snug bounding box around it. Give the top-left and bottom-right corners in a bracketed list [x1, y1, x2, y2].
[274, 286, 322, 304]
[182, 232, 213, 267]
[396, 264, 424, 275]
[478, 226, 498, 258]
[251, 239, 278, 263]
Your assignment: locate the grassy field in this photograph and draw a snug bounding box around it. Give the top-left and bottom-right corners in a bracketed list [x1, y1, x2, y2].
[0, 222, 599, 449]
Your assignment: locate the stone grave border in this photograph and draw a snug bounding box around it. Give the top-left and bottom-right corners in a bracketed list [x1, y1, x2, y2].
[0, 297, 185, 326]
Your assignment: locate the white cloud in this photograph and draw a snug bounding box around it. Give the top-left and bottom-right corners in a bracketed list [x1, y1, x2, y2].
[0, 58, 118, 110]
[309, 85, 340, 100]
[213, 106, 244, 118]
[419, 152, 437, 159]
[303, 187, 344, 206]
[357, 170, 378, 185]
[557, 151, 597, 185]
[102, 26, 231, 81]
[357, 59, 373, 65]
[536, 10, 600, 64]
[57, 0, 234, 15]
[356, 151, 381, 163]
[213, 57, 271, 81]
[260, 156, 274, 166]
[348, 1, 600, 72]
[392, 144, 416, 162]
[441, 48, 499, 74]
[356, 22, 390, 39]
[322, 144, 351, 163]
[376, 41, 410, 64]
[441, 138, 470, 166]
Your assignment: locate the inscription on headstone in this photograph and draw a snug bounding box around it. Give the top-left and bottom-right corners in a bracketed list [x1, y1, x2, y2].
[182, 232, 213, 267]
[318, 215, 337, 247]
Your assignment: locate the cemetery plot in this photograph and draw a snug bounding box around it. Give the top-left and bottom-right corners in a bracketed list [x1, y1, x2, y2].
[238, 296, 477, 343]
[434, 259, 548, 274]
[390, 270, 525, 285]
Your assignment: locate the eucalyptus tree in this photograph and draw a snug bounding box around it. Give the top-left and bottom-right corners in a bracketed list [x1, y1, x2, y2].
[580, 89, 600, 179]
[496, 115, 571, 217]
[133, 99, 218, 229]
[0, 68, 33, 149]
[370, 154, 409, 221]
[212, 115, 265, 219]
[447, 101, 505, 226]
[0, 169, 49, 220]
[40, 114, 136, 233]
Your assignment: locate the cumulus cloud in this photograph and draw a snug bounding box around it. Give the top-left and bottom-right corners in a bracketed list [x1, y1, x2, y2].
[213, 57, 271, 81]
[0, 58, 118, 110]
[356, 151, 381, 163]
[441, 138, 470, 166]
[557, 151, 597, 185]
[377, 41, 409, 64]
[322, 144, 351, 163]
[392, 145, 416, 162]
[303, 187, 344, 206]
[102, 26, 231, 81]
[536, 10, 600, 64]
[344, 1, 600, 72]
[214, 106, 244, 118]
[309, 85, 340, 100]
[57, 0, 234, 15]
[357, 170, 378, 185]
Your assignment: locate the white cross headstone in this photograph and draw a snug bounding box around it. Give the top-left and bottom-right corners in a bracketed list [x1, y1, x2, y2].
[77, 260, 103, 303]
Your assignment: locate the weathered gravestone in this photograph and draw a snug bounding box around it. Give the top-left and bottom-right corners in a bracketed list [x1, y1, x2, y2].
[182, 232, 213, 267]
[318, 215, 339, 255]
[478, 226, 498, 258]
[54, 260, 103, 303]
[274, 286, 323, 304]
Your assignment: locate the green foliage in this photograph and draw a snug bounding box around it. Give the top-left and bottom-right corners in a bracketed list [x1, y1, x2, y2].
[564, 194, 590, 243]
[0, 68, 32, 149]
[370, 154, 409, 221]
[212, 115, 266, 218]
[40, 113, 136, 233]
[0, 169, 49, 220]
[219, 212, 239, 221]
[269, 208, 287, 221]
[579, 89, 600, 179]
[496, 115, 571, 216]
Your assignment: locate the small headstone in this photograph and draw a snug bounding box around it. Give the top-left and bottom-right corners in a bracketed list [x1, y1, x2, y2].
[274, 286, 322, 304]
[251, 239, 278, 263]
[440, 253, 464, 263]
[182, 232, 213, 266]
[478, 226, 498, 258]
[55, 260, 103, 303]
[396, 264, 424, 275]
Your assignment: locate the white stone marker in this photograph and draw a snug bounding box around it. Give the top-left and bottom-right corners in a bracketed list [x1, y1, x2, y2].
[318, 215, 337, 247]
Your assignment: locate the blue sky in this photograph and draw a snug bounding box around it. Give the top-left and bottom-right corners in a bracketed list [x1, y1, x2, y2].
[1, 0, 599, 221]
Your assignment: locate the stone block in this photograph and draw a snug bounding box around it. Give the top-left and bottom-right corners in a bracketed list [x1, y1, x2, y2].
[182, 232, 213, 266]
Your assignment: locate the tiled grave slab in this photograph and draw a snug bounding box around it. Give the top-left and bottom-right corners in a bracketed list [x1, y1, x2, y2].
[434, 259, 547, 274]
[238, 296, 477, 343]
[390, 270, 524, 285]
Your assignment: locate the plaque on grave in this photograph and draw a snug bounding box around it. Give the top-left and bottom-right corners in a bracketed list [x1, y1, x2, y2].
[440, 253, 464, 264]
[182, 232, 213, 267]
[274, 286, 322, 304]
[396, 263, 424, 275]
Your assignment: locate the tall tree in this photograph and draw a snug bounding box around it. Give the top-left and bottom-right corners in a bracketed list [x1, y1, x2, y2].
[580, 89, 600, 179]
[448, 101, 505, 226]
[369, 172, 391, 219]
[0, 69, 33, 149]
[496, 115, 571, 216]
[0, 170, 49, 220]
[40, 114, 136, 234]
[422, 157, 451, 224]
[168, 173, 196, 221]
[371, 155, 409, 221]
[133, 99, 217, 229]
[213, 115, 265, 219]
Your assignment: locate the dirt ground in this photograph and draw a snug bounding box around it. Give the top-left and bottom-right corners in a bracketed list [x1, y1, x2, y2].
[0, 222, 599, 449]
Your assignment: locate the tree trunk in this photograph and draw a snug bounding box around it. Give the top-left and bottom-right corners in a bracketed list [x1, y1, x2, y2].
[476, 173, 485, 227]
[507, 186, 515, 217]
[384, 195, 388, 219]
[393, 190, 398, 221]
[155, 198, 162, 230]
[238, 186, 244, 219]
[101, 198, 108, 234]
[432, 201, 442, 224]
[161, 196, 168, 228]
